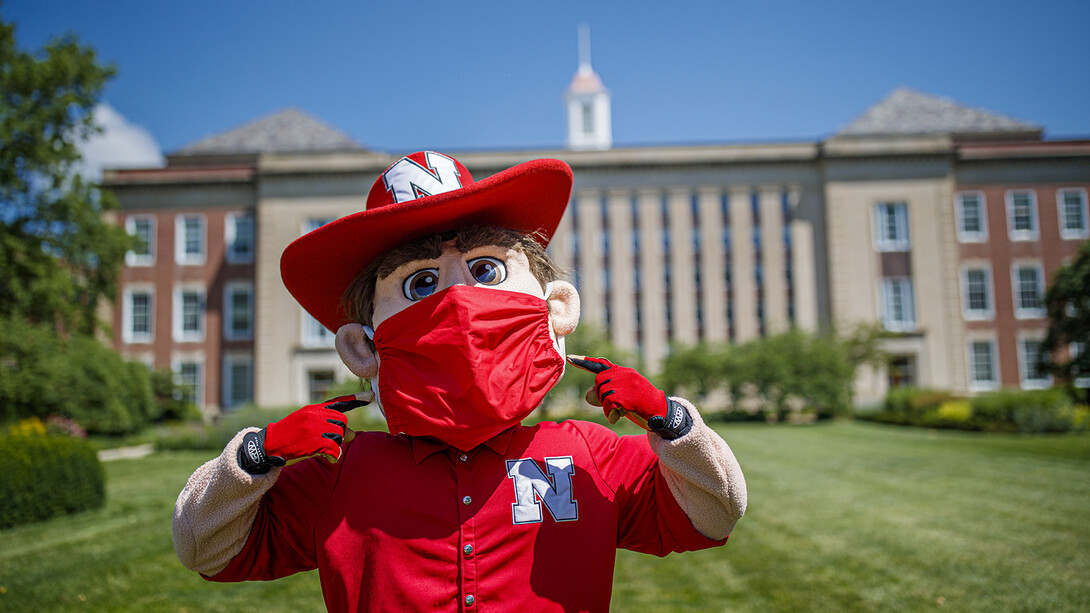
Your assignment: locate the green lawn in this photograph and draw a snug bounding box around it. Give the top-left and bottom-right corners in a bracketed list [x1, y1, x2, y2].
[1, 421, 1088, 612]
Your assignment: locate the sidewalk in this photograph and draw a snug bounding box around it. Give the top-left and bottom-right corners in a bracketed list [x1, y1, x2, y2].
[97, 443, 155, 462]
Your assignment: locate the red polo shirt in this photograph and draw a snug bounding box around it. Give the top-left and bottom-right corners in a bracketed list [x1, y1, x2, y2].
[208, 419, 726, 612]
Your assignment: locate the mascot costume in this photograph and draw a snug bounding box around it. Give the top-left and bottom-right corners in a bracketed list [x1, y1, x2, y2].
[173, 151, 747, 612]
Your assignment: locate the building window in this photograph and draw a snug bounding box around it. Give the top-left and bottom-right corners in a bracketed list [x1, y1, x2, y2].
[1011, 263, 1045, 319]
[304, 217, 335, 236]
[961, 266, 993, 320]
[175, 214, 206, 265]
[1018, 338, 1051, 389]
[302, 311, 335, 348]
[226, 212, 255, 263]
[222, 353, 254, 409]
[173, 286, 206, 342]
[955, 192, 987, 242]
[888, 355, 917, 388]
[880, 277, 916, 332]
[1005, 190, 1038, 241]
[1070, 342, 1090, 388]
[174, 360, 203, 408]
[307, 369, 337, 404]
[581, 102, 594, 135]
[125, 215, 155, 266]
[122, 287, 154, 344]
[874, 202, 910, 252]
[968, 340, 998, 391]
[223, 282, 254, 341]
[1057, 188, 1089, 239]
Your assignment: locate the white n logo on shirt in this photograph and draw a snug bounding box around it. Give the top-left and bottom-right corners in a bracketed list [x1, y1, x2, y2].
[382, 151, 462, 203]
[505, 457, 579, 524]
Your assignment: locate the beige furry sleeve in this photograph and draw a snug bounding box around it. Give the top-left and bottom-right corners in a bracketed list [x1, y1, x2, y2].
[648, 397, 747, 541]
[172, 427, 282, 576]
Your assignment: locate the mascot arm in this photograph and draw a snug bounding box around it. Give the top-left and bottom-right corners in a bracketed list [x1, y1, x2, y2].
[648, 397, 747, 541]
[172, 427, 281, 576]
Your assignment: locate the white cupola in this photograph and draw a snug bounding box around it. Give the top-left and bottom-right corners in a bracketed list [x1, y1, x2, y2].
[565, 25, 612, 151]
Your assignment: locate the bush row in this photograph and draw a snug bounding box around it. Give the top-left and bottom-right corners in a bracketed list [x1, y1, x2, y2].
[0, 318, 197, 434]
[861, 386, 1090, 433]
[0, 425, 106, 529]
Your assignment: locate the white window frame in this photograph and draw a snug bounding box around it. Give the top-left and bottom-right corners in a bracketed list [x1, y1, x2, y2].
[223, 281, 255, 341]
[301, 310, 335, 348]
[1017, 334, 1052, 390]
[1057, 188, 1089, 240]
[173, 284, 206, 342]
[302, 217, 335, 237]
[1010, 262, 1046, 320]
[966, 337, 999, 392]
[175, 214, 207, 265]
[955, 191, 988, 243]
[1070, 342, 1090, 389]
[222, 352, 254, 409]
[172, 354, 205, 409]
[960, 264, 994, 321]
[225, 211, 256, 264]
[121, 285, 155, 344]
[873, 202, 911, 252]
[880, 276, 917, 332]
[124, 215, 156, 266]
[1005, 189, 1039, 241]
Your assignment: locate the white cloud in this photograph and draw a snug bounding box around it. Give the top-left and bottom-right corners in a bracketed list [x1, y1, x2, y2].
[76, 103, 165, 182]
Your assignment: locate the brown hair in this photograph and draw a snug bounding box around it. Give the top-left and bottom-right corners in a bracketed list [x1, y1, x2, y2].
[341, 225, 565, 330]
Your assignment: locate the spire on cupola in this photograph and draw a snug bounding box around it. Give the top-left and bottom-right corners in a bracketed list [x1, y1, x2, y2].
[566, 24, 612, 151]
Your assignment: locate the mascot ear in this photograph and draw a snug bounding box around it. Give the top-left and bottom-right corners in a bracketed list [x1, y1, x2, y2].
[545, 280, 580, 337]
[336, 324, 378, 379]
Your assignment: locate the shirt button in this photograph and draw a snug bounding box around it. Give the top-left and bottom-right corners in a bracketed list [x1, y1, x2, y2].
[462, 495, 472, 505]
[465, 595, 475, 606]
[463, 544, 473, 555]
[459, 453, 468, 462]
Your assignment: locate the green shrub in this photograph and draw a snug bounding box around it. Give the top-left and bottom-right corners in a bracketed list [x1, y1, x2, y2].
[867, 386, 1082, 433]
[0, 318, 157, 435]
[0, 430, 106, 529]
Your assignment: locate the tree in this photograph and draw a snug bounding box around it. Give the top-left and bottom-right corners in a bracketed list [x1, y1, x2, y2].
[1042, 240, 1090, 400]
[0, 15, 130, 334]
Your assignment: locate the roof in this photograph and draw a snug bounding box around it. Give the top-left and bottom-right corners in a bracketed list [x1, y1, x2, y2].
[174, 107, 363, 156]
[836, 88, 1041, 138]
[567, 66, 608, 96]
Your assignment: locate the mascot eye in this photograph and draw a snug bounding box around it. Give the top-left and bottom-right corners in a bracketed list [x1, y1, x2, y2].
[468, 257, 506, 285]
[403, 268, 440, 301]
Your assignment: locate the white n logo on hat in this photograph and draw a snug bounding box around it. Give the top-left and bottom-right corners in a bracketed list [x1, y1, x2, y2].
[382, 151, 463, 203]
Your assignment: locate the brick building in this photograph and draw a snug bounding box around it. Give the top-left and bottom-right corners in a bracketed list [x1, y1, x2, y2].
[104, 85, 1089, 413]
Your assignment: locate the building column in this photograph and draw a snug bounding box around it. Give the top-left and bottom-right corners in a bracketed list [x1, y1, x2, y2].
[637, 189, 668, 372]
[574, 190, 605, 328]
[698, 187, 728, 343]
[607, 189, 636, 351]
[547, 201, 575, 276]
[788, 187, 818, 331]
[667, 188, 698, 346]
[760, 187, 789, 334]
[729, 187, 758, 341]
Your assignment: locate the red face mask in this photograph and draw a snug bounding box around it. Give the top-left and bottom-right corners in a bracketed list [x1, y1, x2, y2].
[372, 285, 564, 451]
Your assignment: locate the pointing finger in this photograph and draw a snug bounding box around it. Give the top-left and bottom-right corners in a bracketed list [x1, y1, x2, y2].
[566, 355, 613, 374]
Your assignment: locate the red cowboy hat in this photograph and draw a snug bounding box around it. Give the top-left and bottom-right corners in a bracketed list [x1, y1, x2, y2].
[281, 151, 573, 332]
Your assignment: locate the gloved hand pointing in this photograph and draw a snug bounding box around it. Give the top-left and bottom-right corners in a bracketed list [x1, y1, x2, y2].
[238, 392, 373, 474]
[566, 355, 692, 440]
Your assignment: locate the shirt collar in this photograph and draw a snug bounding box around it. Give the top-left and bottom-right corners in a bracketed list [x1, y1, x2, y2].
[410, 427, 516, 463]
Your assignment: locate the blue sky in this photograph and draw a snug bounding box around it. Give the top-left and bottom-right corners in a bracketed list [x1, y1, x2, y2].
[4, 0, 1089, 159]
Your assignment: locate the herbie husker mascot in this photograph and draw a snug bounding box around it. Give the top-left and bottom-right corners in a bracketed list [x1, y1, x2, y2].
[173, 151, 747, 612]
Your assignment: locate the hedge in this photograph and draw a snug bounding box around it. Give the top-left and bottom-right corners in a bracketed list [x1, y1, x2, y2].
[0, 428, 106, 529]
[862, 386, 1090, 434]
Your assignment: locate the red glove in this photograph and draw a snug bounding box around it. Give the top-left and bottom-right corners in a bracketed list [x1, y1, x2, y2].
[566, 355, 692, 439]
[238, 395, 369, 474]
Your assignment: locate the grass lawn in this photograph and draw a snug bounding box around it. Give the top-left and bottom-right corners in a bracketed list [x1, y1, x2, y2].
[1, 420, 1088, 612]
